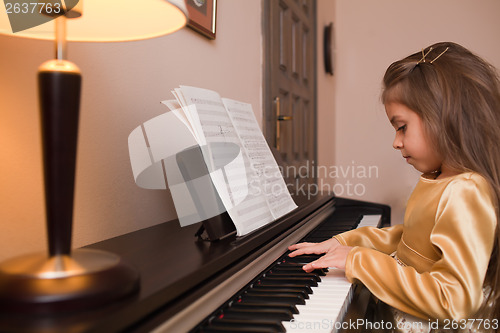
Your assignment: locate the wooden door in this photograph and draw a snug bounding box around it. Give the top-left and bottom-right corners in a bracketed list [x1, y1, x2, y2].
[263, 0, 317, 192]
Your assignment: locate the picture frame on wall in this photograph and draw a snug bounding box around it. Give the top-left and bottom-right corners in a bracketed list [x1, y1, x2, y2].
[185, 0, 217, 40]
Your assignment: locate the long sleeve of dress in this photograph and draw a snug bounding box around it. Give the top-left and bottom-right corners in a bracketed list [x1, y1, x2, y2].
[334, 224, 403, 254]
[342, 176, 496, 320]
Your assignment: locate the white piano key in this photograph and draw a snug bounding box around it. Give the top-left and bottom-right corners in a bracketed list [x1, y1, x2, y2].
[295, 302, 345, 312]
[294, 303, 347, 314]
[357, 214, 381, 228]
[310, 289, 350, 296]
[293, 311, 341, 319]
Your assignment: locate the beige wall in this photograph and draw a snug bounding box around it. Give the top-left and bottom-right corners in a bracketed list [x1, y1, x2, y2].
[317, 0, 336, 182]
[328, 0, 500, 224]
[0, 1, 263, 261]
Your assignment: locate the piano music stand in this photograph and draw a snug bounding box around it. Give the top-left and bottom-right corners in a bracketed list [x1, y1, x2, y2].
[176, 144, 236, 241]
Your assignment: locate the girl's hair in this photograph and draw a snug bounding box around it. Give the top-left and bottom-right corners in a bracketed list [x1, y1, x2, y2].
[382, 42, 500, 321]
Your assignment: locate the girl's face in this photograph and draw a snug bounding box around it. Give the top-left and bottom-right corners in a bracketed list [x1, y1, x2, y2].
[385, 102, 443, 175]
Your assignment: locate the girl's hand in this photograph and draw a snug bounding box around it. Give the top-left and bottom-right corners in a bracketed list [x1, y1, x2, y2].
[288, 239, 353, 272]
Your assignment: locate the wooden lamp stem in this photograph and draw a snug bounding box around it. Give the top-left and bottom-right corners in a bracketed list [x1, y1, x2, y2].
[39, 59, 81, 256]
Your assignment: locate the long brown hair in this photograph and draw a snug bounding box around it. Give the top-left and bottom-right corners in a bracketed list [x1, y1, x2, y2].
[382, 42, 500, 322]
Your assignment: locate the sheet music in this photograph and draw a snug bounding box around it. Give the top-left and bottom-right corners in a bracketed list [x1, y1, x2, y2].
[222, 98, 297, 219]
[175, 86, 275, 235]
[172, 90, 207, 146]
[160, 86, 296, 236]
[161, 99, 197, 138]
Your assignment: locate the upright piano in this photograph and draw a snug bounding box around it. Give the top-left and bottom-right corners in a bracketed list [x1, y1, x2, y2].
[0, 194, 390, 333]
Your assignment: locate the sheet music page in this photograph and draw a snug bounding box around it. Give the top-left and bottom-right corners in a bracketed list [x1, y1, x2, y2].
[160, 99, 197, 138]
[174, 86, 274, 235]
[172, 90, 207, 146]
[221, 98, 297, 219]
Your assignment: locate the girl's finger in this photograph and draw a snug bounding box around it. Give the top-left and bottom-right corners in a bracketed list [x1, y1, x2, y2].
[302, 259, 331, 272]
[288, 242, 315, 250]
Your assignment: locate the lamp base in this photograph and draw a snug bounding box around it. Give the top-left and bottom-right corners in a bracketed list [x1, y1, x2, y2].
[0, 249, 140, 313]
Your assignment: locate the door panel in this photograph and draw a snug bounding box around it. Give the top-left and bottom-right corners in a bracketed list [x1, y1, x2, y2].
[264, 0, 317, 190]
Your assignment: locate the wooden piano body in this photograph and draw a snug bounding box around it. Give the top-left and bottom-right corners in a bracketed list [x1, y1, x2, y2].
[0, 195, 390, 332]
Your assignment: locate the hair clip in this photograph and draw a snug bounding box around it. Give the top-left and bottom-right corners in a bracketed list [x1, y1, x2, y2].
[417, 47, 433, 64]
[430, 47, 449, 64]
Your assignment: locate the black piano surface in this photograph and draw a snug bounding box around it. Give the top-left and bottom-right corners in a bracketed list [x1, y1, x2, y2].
[0, 195, 389, 333]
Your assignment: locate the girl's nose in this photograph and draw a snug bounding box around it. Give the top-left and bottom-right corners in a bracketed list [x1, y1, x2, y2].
[393, 135, 403, 150]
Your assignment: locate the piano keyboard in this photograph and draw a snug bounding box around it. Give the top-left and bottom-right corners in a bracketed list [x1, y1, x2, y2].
[281, 269, 353, 333]
[281, 214, 381, 333]
[190, 214, 382, 333]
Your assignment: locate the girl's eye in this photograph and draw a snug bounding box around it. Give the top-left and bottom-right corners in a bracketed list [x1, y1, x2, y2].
[396, 125, 407, 133]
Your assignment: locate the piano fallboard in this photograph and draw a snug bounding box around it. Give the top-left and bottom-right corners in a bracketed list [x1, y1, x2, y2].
[0, 195, 389, 333]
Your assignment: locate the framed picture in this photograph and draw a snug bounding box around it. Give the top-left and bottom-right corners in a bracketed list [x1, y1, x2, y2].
[185, 0, 217, 39]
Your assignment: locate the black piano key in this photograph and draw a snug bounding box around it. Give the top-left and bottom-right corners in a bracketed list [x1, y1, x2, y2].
[300, 236, 330, 242]
[283, 254, 321, 262]
[239, 293, 305, 305]
[276, 260, 304, 266]
[208, 318, 285, 332]
[313, 228, 353, 235]
[250, 284, 311, 297]
[276, 260, 327, 270]
[303, 234, 342, 240]
[315, 226, 355, 233]
[303, 232, 332, 238]
[320, 221, 357, 228]
[282, 255, 321, 265]
[270, 265, 326, 276]
[315, 226, 347, 232]
[249, 286, 309, 299]
[255, 282, 313, 294]
[321, 218, 362, 228]
[234, 294, 306, 308]
[330, 212, 363, 219]
[221, 307, 293, 321]
[230, 301, 299, 314]
[264, 271, 321, 282]
[244, 290, 305, 302]
[327, 214, 360, 225]
[259, 276, 318, 287]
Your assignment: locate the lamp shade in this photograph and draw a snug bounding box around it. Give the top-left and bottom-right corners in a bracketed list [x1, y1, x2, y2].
[0, 0, 188, 41]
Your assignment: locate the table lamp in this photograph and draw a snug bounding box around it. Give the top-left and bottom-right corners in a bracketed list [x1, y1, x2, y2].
[0, 0, 187, 312]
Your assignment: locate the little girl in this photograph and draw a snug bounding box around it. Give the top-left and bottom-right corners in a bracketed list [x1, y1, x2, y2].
[289, 42, 500, 332]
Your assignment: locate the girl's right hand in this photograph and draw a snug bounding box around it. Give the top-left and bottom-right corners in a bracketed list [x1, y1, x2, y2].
[287, 238, 341, 257]
[288, 238, 352, 272]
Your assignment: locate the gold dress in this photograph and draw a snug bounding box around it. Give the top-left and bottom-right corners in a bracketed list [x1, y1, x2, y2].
[334, 172, 496, 328]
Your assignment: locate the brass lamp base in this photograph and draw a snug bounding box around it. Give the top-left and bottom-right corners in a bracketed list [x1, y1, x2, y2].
[0, 249, 139, 313]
